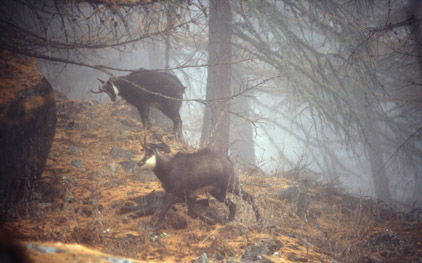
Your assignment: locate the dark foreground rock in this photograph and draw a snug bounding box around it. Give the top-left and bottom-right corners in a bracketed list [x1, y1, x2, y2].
[0, 53, 56, 215]
[26, 242, 145, 263]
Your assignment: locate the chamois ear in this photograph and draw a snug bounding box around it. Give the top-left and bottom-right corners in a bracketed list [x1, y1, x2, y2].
[97, 78, 105, 84]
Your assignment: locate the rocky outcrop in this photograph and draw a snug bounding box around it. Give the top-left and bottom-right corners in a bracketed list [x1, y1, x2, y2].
[26, 242, 146, 263]
[0, 53, 56, 215]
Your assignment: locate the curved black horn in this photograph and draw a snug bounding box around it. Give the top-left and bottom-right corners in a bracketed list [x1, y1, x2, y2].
[97, 78, 105, 84]
[90, 86, 104, 94]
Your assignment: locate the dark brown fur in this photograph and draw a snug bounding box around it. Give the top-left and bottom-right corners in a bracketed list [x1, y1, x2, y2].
[138, 146, 261, 228]
[96, 69, 186, 137]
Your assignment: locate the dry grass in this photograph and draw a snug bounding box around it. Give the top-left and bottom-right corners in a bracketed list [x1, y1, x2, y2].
[6, 98, 422, 263]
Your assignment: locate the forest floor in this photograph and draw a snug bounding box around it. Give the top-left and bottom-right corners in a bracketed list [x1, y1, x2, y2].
[6, 97, 422, 263]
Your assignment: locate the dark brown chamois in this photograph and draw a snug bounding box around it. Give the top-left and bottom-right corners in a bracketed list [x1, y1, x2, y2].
[93, 69, 186, 138]
[137, 141, 261, 229]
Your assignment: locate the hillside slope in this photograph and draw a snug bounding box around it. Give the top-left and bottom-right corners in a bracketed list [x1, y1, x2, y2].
[7, 98, 422, 263]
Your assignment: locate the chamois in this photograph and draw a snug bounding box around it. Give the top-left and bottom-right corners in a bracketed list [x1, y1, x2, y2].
[137, 140, 261, 229]
[93, 69, 186, 138]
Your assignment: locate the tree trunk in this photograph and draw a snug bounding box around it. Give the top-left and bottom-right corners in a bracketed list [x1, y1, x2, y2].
[230, 65, 255, 165]
[230, 94, 255, 165]
[200, 0, 232, 153]
[351, 87, 392, 204]
[406, 0, 422, 79]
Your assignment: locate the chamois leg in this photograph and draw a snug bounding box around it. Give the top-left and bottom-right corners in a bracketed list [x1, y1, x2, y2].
[163, 109, 182, 139]
[224, 198, 237, 221]
[137, 104, 151, 129]
[155, 192, 177, 229]
[174, 119, 182, 139]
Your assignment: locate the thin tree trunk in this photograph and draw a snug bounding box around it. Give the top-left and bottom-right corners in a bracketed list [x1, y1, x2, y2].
[406, 0, 422, 79]
[164, 1, 175, 70]
[351, 86, 392, 204]
[230, 64, 255, 165]
[200, 0, 232, 153]
[230, 94, 255, 165]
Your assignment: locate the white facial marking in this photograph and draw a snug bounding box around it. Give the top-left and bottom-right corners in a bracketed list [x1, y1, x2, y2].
[111, 83, 120, 96]
[143, 155, 156, 170]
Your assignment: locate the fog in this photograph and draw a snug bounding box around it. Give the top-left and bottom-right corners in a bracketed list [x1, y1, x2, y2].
[3, 0, 422, 211]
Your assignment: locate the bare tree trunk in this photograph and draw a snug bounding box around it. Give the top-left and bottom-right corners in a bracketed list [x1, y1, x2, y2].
[230, 65, 255, 165]
[351, 87, 392, 204]
[365, 132, 392, 204]
[164, 1, 176, 70]
[406, 0, 422, 79]
[230, 94, 255, 165]
[200, 0, 232, 153]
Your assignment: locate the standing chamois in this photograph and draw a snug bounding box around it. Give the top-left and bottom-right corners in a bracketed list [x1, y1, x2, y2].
[137, 139, 261, 229]
[93, 69, 186, 138]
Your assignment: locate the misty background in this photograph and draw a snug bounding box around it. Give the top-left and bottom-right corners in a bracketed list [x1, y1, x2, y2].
[2, 0, 422, 211]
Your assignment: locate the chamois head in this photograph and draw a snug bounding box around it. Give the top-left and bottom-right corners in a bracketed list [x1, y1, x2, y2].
[138, 136, 171, 170]
[138, 144, 157, 170]
[91, 78, 120, 102]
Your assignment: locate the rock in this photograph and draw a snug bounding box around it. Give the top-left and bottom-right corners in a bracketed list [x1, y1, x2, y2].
[241, 239, 283, 263]
[66, 145, 82, 155]
[119, 161, 136, 172]
[110, 146, 135, 160]
[0, 53, 56, 215]
[211, 252, 225, 261]
[27, 243, 66, 254]
[71, 160, 83, 168]
[242, 245, 269, 261]
[193, 253, 209, 263]
[26, 241, 146, 263]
